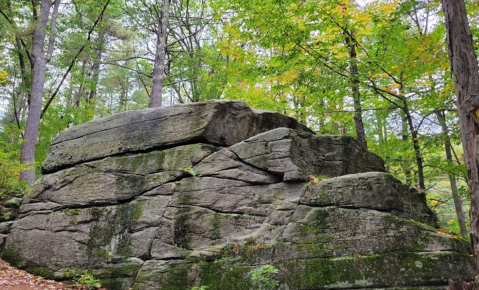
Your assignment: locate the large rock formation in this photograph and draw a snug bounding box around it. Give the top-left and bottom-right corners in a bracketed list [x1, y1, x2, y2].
[2, 101, 474, 290]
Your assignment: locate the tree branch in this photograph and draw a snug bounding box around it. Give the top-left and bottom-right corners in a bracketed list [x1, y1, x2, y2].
[41, 0, 111, 118]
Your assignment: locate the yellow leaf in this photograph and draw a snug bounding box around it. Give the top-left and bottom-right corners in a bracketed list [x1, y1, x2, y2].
[0, 71, 7, 83]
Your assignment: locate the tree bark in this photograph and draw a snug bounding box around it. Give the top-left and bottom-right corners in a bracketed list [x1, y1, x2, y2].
[87, 29, 107, 107]
[149, 0, 170, 108]
[448, 279, 478, 290]
[20, 0, 60, 185]
[441, 0, 479, 275]
[398, 71, 425, 191]
[435, 110, 469, 236]
[345, 34, 367, 149]
[403, 101, 426, 191]
[400, 107, 413, 186]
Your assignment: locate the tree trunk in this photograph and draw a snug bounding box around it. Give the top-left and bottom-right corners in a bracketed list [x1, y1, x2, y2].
[20, 0, 59, 185]
[435, 110, 469, 236]
[404, 103, 426, 191]
[149, 0, 170, 108]
[87, 29, 106, 107]
[448, 279, 478, 290]
[346, 34, 367, 149]
[441, 0, 479, 275]
[73, 61, 87, 109]
[400, 110, 413, 186]
[377, 112, 384, 144]
[398, 72, 425, 191]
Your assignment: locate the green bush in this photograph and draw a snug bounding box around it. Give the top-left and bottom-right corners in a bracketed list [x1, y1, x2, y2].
[0, 124, 30, 198]
[250, 265, 279, 290]
[77, 271, 101, 290]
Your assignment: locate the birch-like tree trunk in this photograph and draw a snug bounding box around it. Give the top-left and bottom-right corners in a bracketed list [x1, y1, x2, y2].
[20, 0, 60, 184]
[441, 0, 479, 275]
[149, 0, 170, 108]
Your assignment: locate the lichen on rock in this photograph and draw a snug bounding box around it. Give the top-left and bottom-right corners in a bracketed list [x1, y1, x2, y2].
[1, 100, 474, 290]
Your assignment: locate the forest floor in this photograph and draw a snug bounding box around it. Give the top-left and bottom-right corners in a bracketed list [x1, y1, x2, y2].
[0, 258, 108, 290]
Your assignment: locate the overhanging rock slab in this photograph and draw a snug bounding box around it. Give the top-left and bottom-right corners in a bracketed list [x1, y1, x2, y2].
[42, 101, 312, 174]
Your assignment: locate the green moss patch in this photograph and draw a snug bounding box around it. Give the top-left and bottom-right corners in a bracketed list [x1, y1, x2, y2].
[0, 246, 24, 268]
[28, 266, 56, 280]
[85, 203, 143, 261]
[281, 251, 474, 289]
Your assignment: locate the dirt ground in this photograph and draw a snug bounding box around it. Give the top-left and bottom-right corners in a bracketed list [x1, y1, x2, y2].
[0, 258, 108, 290]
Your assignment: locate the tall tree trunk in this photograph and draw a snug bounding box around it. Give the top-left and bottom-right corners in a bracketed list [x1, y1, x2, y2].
[149, 0, 170, 108]
[87, 29, 106, 107]
[404, 102, 426, 191]
[435, 110, 468, 236]
[398, 72, 425, 191]
[73, 61, 87, 109]
[376, 111, 384, 145]
[120, 83, 128, 111]
[20, 0, 60, 185]
[346, 34, 367, 149]
[400, 110, 413, 186]
[441, 0, 479, 275]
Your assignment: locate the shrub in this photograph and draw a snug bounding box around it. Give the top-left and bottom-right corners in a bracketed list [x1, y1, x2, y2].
[250, 265, 279, 290]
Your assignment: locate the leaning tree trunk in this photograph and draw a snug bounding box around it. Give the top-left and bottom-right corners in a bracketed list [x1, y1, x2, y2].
[404, 103, 426, 191]
[20, 0, 60, 185]
[435, 110, 468, 237]
[441, 0, 479, 278]
[149, 0, 170, 108]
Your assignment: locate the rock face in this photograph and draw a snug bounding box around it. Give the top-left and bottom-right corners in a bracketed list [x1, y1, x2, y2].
[2, 101, 474, 290]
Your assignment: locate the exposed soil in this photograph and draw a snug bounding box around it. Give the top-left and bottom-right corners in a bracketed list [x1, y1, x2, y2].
[0, 258, 108, 290]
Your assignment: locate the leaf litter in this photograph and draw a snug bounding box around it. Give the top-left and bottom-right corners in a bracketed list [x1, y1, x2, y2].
[0, 258, 108, 290]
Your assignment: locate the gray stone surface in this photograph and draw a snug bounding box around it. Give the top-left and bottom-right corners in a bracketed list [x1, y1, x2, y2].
[0, 221, 13, 234]
[24, 144, 217, 212]
[2, 101, 473, 290]
[300, 172, 437, 226]
[229, 128, 385, 181]
[41, 100, 312, 174]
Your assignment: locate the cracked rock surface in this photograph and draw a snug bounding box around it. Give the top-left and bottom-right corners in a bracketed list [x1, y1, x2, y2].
[2, 100, 474, 290]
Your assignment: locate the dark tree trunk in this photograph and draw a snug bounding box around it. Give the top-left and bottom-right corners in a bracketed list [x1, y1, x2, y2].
[400, 110, 413, 186]
[448, 279, 478, 290]
[404, 102, 426, 191]
[435, 110, 468, 236]
[87, 29, 106, 107]
[441, 0, 479, 274]
[397, 71, 425, 191]
[346, 34, 367, 149]
[73, 61, 87, 109]
[149, 0, 170, 108]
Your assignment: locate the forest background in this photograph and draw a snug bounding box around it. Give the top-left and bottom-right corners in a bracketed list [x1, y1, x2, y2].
[0, 0, 478, 238]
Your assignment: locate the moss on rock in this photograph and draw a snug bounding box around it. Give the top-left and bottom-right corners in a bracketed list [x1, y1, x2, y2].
[85, 203, 143, 261]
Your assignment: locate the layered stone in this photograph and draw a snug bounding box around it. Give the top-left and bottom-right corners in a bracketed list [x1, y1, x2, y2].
[41, 101, 312, 174]
[2, 101, 473, 290]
